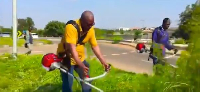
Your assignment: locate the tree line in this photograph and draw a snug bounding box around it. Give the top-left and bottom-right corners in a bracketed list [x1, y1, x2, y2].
[172, 4, 200, 40]
[0, 18, 118, 37]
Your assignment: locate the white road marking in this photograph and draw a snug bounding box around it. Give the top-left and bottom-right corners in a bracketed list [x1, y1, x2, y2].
[142, 60, 153, 63]
[103, 55, 107, 56]
[141, 60, 178, 68]
[169, 64, 178, 68]
[122, 53, 127, 54]
[32, 51, 43, 52]
[130, 51, 135, 53]
[111, 54, 120, 56]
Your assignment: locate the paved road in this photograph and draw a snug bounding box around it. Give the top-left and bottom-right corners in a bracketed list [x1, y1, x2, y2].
[0, 39, 179, 74]
[98, 43, 179, 74]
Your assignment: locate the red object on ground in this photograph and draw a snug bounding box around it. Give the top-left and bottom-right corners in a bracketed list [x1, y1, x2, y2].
[137, 43, 145, 50]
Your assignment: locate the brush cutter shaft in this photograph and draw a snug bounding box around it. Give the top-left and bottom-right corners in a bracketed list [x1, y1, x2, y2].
[59, 68, 104, 92]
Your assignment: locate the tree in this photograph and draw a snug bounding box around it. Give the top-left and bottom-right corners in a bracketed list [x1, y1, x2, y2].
[181, 6, 200, 43]
[17, 17, 35, 31]
[36, 29, 45, 36]
[26, 17, 35, 28]
[44, 21, 65, 37]
[106, 30, 114, 35]
[134, 30, 142, 40]
[176, 4, 198, 40]
[119, 30, 124, 35]
[0, 27, 12, 32]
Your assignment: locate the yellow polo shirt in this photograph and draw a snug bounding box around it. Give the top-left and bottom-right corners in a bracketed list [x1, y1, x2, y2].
[56, 19, 97, 65]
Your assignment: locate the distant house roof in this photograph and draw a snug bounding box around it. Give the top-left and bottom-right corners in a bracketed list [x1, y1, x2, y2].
[130, 27, 140, 30]
[143, 30, 153, 33]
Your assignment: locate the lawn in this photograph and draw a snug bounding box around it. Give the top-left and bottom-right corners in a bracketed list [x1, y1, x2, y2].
[0, 51, 199, 92]
[0, 37, 25, 47]
[0, 37, 52, 47]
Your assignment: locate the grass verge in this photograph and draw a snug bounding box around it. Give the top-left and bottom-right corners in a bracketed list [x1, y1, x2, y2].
[0, 37, 25, 47]
[34, 39, 53, 44]
[0, 52, 199, 92]
[0, 37, 53, 47]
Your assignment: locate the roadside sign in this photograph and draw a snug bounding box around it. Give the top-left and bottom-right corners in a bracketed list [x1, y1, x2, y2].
[17, 31, 22, 37]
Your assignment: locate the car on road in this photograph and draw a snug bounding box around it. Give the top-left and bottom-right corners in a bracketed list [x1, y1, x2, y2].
[31, 33, 39, 39]
[0, 32, 11, 37]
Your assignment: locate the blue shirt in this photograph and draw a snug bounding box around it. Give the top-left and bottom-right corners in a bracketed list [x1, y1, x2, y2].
[152, 26, 173, 55]
[23, 30, 26, 35]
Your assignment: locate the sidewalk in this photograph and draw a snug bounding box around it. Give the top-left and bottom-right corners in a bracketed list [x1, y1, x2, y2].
[97, 40, 183, 56]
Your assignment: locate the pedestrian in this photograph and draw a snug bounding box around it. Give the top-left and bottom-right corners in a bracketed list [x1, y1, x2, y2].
[24, 27, 33, 55]
[149, 18, 178, 65]
[56, 10, 110, 92]
[136, 42, 146, 53]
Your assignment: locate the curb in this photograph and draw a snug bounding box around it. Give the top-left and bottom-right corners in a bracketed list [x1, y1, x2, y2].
[98, 40, 181, 56]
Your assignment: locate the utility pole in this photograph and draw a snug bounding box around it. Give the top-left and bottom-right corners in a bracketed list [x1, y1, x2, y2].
[12, 0, 17, 58]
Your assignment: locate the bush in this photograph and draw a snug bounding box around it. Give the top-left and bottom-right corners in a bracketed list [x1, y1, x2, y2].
[174, 38, 186, 44]
[111, 36, 123, 44]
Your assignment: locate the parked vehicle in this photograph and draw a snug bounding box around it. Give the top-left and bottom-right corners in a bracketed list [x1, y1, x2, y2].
[31, 33, 39, 39]
[0, 32, 11, 37]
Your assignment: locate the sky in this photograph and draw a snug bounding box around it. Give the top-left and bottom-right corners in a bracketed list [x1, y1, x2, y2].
[0, 0, 197, 29]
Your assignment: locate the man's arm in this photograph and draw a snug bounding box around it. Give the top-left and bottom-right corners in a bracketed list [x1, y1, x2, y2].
[163, 36, 174, 50]
[89, 30, 107, 65]
[152, 29, 158, 48]
[25, 31, 30, 43]
[64, 24, 85, 67]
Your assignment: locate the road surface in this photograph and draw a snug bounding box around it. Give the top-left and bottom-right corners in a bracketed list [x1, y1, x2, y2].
[0, 39, 179, 74]
[98, 43, 178, 74]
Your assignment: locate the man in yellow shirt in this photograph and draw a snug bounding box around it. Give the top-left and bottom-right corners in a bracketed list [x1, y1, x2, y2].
[56, 10, 110, 92]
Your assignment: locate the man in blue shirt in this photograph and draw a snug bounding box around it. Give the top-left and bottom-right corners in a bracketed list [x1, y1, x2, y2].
[149, 18, 177, 65]
[24, 27, 33, 55]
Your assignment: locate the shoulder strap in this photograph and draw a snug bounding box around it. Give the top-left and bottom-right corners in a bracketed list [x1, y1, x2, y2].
[65, 20, 87, 45]
[66, 20, 80, 40]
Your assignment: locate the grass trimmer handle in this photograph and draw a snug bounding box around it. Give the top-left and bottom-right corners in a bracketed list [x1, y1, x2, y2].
[84, 64, 111, 82]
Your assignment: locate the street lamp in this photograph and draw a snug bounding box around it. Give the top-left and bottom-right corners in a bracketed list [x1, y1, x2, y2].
[12, 0, 17, 58]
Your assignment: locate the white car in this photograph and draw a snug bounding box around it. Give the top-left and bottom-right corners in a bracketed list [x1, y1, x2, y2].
[31, 33, 39, 39]
[0, 32, 11, 37]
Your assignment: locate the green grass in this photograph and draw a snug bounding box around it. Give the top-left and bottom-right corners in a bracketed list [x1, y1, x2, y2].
[0, 52, 199, 92]
[0, 37, 25, 47]
[174, 38, 186, 44]
[0, 39, 199, 92]
[110, 36, 123, 44]
[35, 39, 53, 44]
[0, 37, 53, 47]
